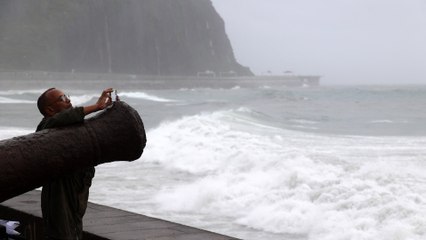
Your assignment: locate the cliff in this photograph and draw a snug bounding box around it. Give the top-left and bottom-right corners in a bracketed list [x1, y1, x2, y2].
[0, 0, 252, 76]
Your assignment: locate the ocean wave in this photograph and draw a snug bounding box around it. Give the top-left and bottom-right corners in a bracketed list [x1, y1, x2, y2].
[369, 119, 410, 124]
[0, 96, 35, 104]
[119, 91, 177, 102]
[289, 119, 318, 125]
[370, 119, 394, 124]
[70, 94, 98, 106]
[131, 110, 426, 239]
[143, 109, 284, 173]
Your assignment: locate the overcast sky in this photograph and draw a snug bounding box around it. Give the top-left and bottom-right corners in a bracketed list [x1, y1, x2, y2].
[211, 0, 426, 85]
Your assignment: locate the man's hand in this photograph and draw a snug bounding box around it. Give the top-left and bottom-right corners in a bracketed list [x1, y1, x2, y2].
[96, 88, 114, 110]
[83, 88, 114, 115]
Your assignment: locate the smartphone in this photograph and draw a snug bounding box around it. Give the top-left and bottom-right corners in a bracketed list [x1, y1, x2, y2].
[113, 89, 119, 101]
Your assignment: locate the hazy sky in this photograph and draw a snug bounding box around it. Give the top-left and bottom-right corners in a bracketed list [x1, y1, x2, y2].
[211, 0, 426, 85]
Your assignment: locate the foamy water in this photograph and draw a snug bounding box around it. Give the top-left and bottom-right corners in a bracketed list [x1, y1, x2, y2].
[1, 82, 426, 240]
[119, 91, 177, 102]
[0, 96, 35, 104]
[90, 108, 426, 240]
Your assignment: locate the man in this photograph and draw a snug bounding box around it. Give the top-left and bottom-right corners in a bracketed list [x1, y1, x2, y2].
[36, 88, 113, 240]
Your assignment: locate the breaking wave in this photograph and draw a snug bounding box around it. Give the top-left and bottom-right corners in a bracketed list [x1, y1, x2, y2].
[93, 108, 426, 240]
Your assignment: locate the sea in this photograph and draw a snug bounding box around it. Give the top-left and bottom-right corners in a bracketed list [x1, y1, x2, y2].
[1, 78, 426, 240]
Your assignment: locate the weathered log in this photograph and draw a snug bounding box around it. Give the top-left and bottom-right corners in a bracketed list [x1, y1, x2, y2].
[0, 101, 146, 202]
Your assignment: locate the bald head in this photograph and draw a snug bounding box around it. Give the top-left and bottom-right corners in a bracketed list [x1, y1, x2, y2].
[37, 88, 56, 116]
[37, 88, 72, 117]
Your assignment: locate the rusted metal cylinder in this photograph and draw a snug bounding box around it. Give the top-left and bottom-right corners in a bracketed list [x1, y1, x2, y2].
[0, 101, 146, 202]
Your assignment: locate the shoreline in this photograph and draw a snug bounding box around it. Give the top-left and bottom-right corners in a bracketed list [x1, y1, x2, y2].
[0, 71, 320, 89]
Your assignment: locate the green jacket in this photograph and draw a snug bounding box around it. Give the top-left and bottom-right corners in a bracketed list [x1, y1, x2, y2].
[36, 107, 95, 240]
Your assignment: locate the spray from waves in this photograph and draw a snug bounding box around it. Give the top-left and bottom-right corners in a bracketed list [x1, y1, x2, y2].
[137, 108, 426, 240]
[119, 91, 177, 102]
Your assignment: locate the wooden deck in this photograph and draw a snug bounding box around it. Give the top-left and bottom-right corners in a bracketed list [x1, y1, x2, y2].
[0, 190, 239, 240]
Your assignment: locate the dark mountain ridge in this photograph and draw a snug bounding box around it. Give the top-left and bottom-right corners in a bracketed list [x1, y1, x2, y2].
[0, 0, 252, 76]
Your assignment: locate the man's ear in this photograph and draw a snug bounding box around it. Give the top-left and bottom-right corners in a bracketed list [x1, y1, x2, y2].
[44, 106, 55, 117]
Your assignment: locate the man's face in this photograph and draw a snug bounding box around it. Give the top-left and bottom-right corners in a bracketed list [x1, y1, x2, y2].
[45, 89, 72, 116]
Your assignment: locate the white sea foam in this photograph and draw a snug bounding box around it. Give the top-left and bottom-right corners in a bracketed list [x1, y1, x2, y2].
[370, 119, 394, 124]
[92, 109, 426, 240]
[70, 94, 98, 106]
[370, 119, 410, 124]
[0, 96, 35, 104]
[289, 119, 318, 125]
[119, 91, 177, 102]
[289, 118, 319, 130]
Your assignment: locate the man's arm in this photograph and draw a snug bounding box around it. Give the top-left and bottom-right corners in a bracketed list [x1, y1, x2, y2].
[83, 88, 114, 115]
